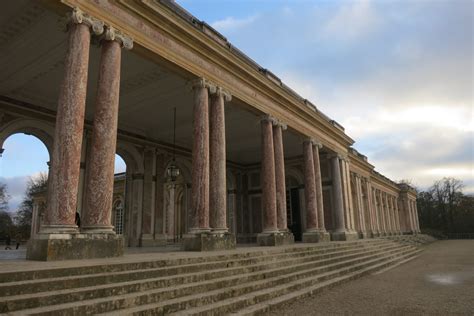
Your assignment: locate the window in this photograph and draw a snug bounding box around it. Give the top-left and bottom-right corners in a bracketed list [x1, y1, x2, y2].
[114, 200, 124, 235]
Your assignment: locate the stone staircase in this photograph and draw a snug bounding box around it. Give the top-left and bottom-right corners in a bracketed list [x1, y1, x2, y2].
[0, 238, 423, 315]
[384, 234, 437, 247]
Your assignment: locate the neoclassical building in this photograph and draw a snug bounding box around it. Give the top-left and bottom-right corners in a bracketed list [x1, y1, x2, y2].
[0, 0, 420, 260]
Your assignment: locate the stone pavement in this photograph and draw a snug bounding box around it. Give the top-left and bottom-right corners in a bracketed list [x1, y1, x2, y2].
[274, 240, 474, 316]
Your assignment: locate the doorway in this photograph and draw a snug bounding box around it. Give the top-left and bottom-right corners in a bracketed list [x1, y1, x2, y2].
[287, 187, 302, 241]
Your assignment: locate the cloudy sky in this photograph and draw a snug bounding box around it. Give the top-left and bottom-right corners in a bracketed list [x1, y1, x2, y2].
[177, 0, 473, 191]
[0, 0, 472, 213]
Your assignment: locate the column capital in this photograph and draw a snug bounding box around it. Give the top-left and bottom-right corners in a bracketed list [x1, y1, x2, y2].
[210, 86, 232, 102]
[336, 153, 348, 161]
[68, 7, 104, 35]
[312, 139, 323, 149]
[273, 120, 287, 130]
[189, 77, 218, 94]
[303, 138, 322, 148]
[102, 26, 133, 50]
[260, 114, 278, 125]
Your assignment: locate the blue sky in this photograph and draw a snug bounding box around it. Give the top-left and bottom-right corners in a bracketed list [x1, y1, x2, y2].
[1, 0, 472, 212]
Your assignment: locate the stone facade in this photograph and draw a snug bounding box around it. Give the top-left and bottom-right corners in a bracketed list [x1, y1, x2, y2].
[0, 1, 420, 260]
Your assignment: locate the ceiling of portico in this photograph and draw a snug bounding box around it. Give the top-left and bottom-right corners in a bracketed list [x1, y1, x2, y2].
[0, 0, 309, 165]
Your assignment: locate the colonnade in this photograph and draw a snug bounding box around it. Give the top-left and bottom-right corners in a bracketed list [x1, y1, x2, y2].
[25, 7, 420, 261]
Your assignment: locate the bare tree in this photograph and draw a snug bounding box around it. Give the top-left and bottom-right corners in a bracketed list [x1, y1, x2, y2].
[431, 178, 463, 232]
[15, 173, 48, 239]
[0, 182, 13, 239]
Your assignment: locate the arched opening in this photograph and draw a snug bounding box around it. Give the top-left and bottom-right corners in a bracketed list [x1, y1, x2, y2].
[163, 159, 191, 243]
[286, 173, 303, 242]
[0, 133, 50, 242]
[112, 154, 127, 240]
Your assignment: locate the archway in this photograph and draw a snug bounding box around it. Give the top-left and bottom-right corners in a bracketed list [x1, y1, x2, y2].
[285, 168, 304, 241]
[112, 154, 127, 239]
[163, 158, 191, 243]
[0, 133, 50, 241]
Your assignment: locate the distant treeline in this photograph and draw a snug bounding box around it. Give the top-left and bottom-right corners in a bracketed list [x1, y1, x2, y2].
[417, 178, 474, 238]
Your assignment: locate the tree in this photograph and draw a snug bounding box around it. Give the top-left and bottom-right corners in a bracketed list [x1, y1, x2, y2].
[14, 173, 48, 239]
[0, 182, 9, 213]
[417, 177, 473, 235]
[0, 182, 13, 238]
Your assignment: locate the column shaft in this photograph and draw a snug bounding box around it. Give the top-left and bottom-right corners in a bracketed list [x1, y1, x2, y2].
[273, 124, 288, 231]
[190, 82, 210, 232]
[384, 193, 392, 233]
[45, 23, 91, 232]
[355, 176, 366, 234]
[261, 118, 278, 232]
[303, 141, 318, 231]
[313, 143, 326, 232]
[331, 156, 345, 232]
[364, 180, 374, 235]
[209, 91, 227, 231]
[346, 163, 356, 231]
[340, 159, 351, 230]
[83, 39, 122, 232]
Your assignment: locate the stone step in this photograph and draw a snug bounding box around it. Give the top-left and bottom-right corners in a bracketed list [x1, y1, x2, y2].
[0, 243, 398, 312]
[6, 243, 410, 315]
[175, 248, 422, 316]
[95, 245, 414, 316]
[0, 239, 389, 284]
[2, 243, 404, 314]
[0, 240, 391, 297]
[230, 249, 423, 316]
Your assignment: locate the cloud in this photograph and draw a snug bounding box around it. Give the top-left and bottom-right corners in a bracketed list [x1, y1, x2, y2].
[321, 0, 381, 41]
[211, 15, 258, 32]
[202, 0, 473, 194]
[0, 176, 28, 213]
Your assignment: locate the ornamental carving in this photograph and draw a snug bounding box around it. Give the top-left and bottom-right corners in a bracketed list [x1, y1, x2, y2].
[68, 7, 104, 35]
[103, 26, 134, 50]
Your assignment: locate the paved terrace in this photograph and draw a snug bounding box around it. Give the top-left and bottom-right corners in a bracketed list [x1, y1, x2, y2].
[275, 240, 474, 315]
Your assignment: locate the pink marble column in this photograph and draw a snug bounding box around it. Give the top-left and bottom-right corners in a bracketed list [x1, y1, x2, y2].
[273, 122, 288, 231]
[83, 28, 132, 232]
[355, 175, 366, 234]
[331, 155, 346, 232]
[364, 179, 375, 236]
[345, 161, 356, 231]
[391, 196, 398, 234]
[378, 191, 386, 234]
[261, 116, 278, 233]
[209, 88, 231, 232]
[383, 193, 392, 234]
[373, 189, 381, 234]
[190, 79, 211, 233]
[393, 196, 401, 233]
[312, 142, 327, 232]
[303, 140, 318, 231]
[43, 12, 99, 233]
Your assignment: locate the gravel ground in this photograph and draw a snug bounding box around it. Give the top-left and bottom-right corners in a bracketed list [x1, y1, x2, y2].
[274, 240, 474, 316]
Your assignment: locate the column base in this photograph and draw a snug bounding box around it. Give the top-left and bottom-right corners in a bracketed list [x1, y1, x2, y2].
[26, 233, 123, 261]
[358, 232, 369, 239]
[257, 231, 294, 246]
[365, 231, 375, 238]
[182, 232, 236, 251]
[330, 230, 359, 241]
[302, 230, 330, 243]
